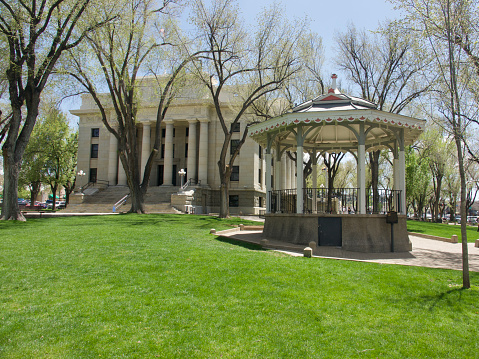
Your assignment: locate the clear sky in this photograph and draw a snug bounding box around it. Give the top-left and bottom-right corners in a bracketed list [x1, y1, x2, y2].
[236, 0, 399, 70]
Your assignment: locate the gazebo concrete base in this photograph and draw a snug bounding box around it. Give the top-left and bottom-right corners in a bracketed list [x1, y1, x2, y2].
[263, 213, 412, 253]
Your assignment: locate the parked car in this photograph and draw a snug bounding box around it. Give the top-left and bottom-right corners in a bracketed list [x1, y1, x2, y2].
[467, 216, 478, 224]
[46, 201, 66, 209]
[34, 201, 48, 209]
[18, 198, 29, 206]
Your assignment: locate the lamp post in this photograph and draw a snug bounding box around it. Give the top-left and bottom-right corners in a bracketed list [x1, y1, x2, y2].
[178, 168, 186, 188]
[77, 170, 86, 192]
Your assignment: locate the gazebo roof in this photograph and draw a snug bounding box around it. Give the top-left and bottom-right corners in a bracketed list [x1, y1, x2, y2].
[249, 79, 425, 153]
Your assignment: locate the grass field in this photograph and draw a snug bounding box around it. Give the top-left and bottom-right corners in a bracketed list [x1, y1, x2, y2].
[407, 219, 479, 242]
[1, 214, 478, 358]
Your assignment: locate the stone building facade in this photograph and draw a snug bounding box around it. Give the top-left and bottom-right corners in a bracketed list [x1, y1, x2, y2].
[70, 80, 297, 215]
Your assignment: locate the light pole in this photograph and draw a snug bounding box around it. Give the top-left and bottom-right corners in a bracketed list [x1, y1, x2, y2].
[77, 170, 86, 192]
[178, 168, 186, 188]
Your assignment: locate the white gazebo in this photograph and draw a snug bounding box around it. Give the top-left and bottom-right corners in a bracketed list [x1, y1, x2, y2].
[248, 75, 425, 252]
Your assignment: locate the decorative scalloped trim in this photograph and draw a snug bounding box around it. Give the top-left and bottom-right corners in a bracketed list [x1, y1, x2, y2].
[249, 116, 422, 136]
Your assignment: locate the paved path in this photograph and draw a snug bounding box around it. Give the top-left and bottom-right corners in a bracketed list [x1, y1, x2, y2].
[220, 230, 479, 272]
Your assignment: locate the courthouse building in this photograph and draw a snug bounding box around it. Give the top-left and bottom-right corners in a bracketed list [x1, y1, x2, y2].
[71, 78, 297, 214]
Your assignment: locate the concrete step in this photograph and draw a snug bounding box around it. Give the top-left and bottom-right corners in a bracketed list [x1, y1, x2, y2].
[63, 185, 185, 214]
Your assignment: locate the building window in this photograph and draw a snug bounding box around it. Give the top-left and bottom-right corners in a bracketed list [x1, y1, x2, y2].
[259, 196, 263, 208]
[173, 144, 175, 158]
[91, 128, 99, 138]
[230, 166, 239, 181]
[161, 144, 165, 158]
[89, 168, 97, 183]
[259, 145, 262, 159]
[186, 127, 189, 137]
[229, 195, 239, 207]
[185, 143, 188, 157]
[258, 168, 262, 184]
[230, 139, 240, 156]
[231, 122, 240, 133]
[162, 128, 176, 138]
[90, 144, 99, 158]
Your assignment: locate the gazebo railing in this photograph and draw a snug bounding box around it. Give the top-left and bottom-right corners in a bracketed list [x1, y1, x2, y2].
[304, 188, 359, 214]
[365, 188, 401, 214]
[269, 188, 401, 214]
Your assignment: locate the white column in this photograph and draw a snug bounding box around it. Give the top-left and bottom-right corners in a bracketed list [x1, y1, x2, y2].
[296, 127, 304, 214]
[108, 132, 118, 185]
[281, 154, 287, 190]
[358, 145, 366, 214]
[312, 152, 318, 214]
[265, 149, 272, 213]
[398, 149, 406, 215]
[393, 150, 399, 211]
[274, 148, 281, 191]
[187, 120, 197, 183]
[163, 120, 174, 186]
[198, 119, 209, 186]
[118, 155, 127, 185]
[140, 122, 151, 182]
[286, 156, 291, 189]
[275, 152, 282, 212]
[357, 123, 366, 214]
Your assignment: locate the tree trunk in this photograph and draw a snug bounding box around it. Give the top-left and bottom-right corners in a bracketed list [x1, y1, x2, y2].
[369, 150, 380, 213]
[30, 182, 41, 207]
[219, 181, 229, 218]
[433, 175, 443, 222]
[129, 185, 146, 214]
[64, 179, 76, 207]
[51, 186, 58, 211]
[1, 151, 25, 221]
[327, 172, 334, 213]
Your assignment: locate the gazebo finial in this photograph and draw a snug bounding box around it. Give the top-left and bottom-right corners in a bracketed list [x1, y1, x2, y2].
[328, 74, 339, 94]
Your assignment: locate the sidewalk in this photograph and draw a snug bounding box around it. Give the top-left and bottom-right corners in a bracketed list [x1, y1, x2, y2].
[218, 229, 479, 272]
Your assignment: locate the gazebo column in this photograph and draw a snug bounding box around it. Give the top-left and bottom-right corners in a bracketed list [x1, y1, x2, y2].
[296, 126, 304, 214]
[393, 143, 400, 212]
[398, 129, 406, 214]
[311, 150, 318, 214]
[285, 156, 291, 189]
[265, 134, 273, 214]
[392, 131, 406, 215]
[357, 123, 366, 214]
[274, 144, 282, 212]
[281, 154, 287, 190]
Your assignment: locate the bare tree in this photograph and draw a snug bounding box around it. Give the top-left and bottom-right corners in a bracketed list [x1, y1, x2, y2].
[0, 0, 111, 220]
[190, 0, 303, 218]
[65, 0, 200, 213]
[393, 0, 475, 288]
[336, 23, 432, 212]
[322, 152, 346, 212]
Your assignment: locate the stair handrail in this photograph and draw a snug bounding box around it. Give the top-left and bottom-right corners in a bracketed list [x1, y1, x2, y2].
[80, 182, 94, 193]
[181, 178, 191, 190]
[112, 194, 130, 213]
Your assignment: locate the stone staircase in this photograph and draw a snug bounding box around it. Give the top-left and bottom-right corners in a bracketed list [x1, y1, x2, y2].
[62, 186, 182, 214]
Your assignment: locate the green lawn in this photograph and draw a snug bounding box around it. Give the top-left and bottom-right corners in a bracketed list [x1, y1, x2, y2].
[407, 219, 479, 242]
[1, 214, 478, 358]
